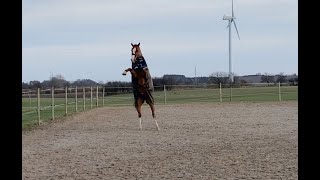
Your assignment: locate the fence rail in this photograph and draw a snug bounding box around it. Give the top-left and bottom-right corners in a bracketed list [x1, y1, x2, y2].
[22, 83, 297, 129]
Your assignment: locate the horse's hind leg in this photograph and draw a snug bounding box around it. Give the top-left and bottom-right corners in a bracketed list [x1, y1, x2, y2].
[147, 99, 160, 131]
[146, 98, 155, 118]
[136, 98, 143, 130]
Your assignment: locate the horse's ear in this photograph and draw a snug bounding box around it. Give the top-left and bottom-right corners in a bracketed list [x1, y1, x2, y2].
[138, 42, 140, 46]
[131, 43, 134, 46]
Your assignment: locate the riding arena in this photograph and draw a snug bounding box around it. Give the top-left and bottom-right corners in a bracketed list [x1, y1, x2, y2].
[22, 43, 297, 179]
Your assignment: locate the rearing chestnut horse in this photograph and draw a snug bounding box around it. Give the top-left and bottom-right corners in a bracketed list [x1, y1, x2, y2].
[122, 43, 160, 130]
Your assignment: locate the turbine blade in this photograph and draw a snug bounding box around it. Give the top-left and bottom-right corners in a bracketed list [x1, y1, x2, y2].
[233, 20, 240, 40]
[232, 0, 234, 17]
[225, 24, 230, 29]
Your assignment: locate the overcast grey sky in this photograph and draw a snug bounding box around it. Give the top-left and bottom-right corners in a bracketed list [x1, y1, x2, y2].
[22, 0, 297, 83]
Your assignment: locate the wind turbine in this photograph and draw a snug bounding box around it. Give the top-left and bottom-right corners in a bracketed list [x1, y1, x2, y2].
[223, 0, 240, 83]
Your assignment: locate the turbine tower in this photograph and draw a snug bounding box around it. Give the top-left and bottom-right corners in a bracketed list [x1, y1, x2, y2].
[223, 0, 240, 83]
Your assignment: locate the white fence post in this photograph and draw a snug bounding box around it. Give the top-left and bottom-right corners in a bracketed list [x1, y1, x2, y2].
[96, 86, 99, 107]
[164, 85, 167, 104]
[102, 87, 105, 106]
[90, 86, 93, 109]
[230, 84, 232, 102]
[75, 87, 78, 112]
[52, 87, 54, 121]
[219, 83, 222, 102]
[28, 93, 31, 110]
[83, 87, 86, 111]
[278, 81, 282, 101]
[37, 88, 41, 125]
[65, 87, 68, 115]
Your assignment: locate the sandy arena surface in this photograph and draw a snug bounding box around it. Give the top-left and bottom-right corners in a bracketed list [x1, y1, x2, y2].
[22, 101, 298, 179]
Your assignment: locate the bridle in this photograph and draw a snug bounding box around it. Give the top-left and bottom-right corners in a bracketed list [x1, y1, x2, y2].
[131, 46, 141, 63]
[131, 42, 141, 60]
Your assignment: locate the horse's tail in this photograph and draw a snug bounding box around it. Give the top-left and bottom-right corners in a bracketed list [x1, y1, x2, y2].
[145, 69, 154, 91]
[146, 89, 154, 104]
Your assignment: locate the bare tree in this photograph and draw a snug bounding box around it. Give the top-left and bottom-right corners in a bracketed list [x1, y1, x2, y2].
[162, 76, 177, 90]
[22, 82, 30, 89]
[288, 73, 298, 86]
[49, 74, 68, 88]
[29, 80, 42, 89]
[276, 72, 287, 83]
[261, 73, 275, 85]
[209, 72, 229, 85]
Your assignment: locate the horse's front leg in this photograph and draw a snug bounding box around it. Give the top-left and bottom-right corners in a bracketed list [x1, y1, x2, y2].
[122, 68, 132, 75]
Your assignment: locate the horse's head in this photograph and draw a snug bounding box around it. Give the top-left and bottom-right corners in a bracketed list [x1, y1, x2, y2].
[131, 42, 142, 63]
